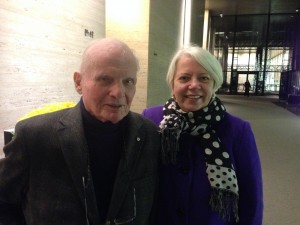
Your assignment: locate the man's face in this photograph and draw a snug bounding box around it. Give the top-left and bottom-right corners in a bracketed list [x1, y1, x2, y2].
[74, 42, 137, 123]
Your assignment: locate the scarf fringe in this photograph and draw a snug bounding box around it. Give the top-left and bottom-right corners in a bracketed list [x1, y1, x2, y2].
[209, 187, 239, 223]
[160, 128, 179, 165]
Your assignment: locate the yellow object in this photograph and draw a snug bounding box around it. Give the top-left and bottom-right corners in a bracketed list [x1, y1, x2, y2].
[19, 102, 76, 121]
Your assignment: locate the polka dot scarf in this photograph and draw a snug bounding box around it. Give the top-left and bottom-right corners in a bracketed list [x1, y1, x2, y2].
[159, 97, 239, 223]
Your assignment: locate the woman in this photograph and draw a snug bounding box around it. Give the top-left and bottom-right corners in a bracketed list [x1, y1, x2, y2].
[142, 45, 263, 225]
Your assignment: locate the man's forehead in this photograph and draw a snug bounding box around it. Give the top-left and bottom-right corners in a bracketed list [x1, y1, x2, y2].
[89, 44, 135, 63]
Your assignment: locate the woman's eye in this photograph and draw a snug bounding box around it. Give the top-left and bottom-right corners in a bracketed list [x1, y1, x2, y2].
[178, 76, 190, 82]
[199, 76, 211, 82]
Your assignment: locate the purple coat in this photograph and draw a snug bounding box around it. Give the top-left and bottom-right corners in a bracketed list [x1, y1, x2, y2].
[142, 105, 263, 225]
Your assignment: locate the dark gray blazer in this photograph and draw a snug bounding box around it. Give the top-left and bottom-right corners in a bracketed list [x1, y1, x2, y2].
[0, 104, 160, 225]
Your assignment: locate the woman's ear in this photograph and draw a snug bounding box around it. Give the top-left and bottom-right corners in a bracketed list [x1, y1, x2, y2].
[73, 72, 82, 94]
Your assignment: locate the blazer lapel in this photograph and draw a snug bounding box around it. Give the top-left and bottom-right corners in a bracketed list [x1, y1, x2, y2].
[55, 104, 100, 223]
[107, 112, 145, 221]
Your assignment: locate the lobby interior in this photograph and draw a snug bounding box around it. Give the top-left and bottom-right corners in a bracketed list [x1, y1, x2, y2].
[1, 0, 300, 224]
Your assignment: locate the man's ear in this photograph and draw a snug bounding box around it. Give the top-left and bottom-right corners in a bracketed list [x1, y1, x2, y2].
[74, 72, 82, 94]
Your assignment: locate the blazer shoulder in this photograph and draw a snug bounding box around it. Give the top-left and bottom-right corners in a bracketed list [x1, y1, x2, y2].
[15, 105, 79, 132]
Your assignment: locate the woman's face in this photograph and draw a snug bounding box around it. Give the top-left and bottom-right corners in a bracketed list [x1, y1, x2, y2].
[172, 55, 214, 112]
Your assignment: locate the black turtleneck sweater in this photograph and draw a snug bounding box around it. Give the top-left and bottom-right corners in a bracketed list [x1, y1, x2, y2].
[80, 99, 124, 223]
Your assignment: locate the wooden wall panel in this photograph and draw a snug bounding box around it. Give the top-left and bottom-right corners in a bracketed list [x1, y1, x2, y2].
[106, 0, 150, 114]
[0, 0, 105, 154]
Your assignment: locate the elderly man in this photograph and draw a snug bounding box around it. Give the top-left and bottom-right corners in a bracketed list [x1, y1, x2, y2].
[0, 38, 160, 225]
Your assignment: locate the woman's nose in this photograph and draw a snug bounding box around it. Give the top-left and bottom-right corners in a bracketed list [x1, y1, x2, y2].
[188, 77, 201, 89]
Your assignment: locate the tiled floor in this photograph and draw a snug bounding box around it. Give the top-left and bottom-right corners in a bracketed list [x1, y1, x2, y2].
[219, 94, 300, 225]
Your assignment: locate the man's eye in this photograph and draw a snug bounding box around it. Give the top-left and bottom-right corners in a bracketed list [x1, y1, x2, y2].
[124, 78, 136, 86]
[97, 75, 113, 84]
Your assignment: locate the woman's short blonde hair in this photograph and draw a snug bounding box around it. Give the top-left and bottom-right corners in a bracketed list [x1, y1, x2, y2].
[166, 45, 223, 93]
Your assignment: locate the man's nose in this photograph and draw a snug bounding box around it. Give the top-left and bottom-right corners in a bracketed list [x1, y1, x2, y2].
[109, 81, 125, 98]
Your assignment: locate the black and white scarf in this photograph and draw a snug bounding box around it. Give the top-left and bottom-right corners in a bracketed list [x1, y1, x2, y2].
[159, 96, 239, 223]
